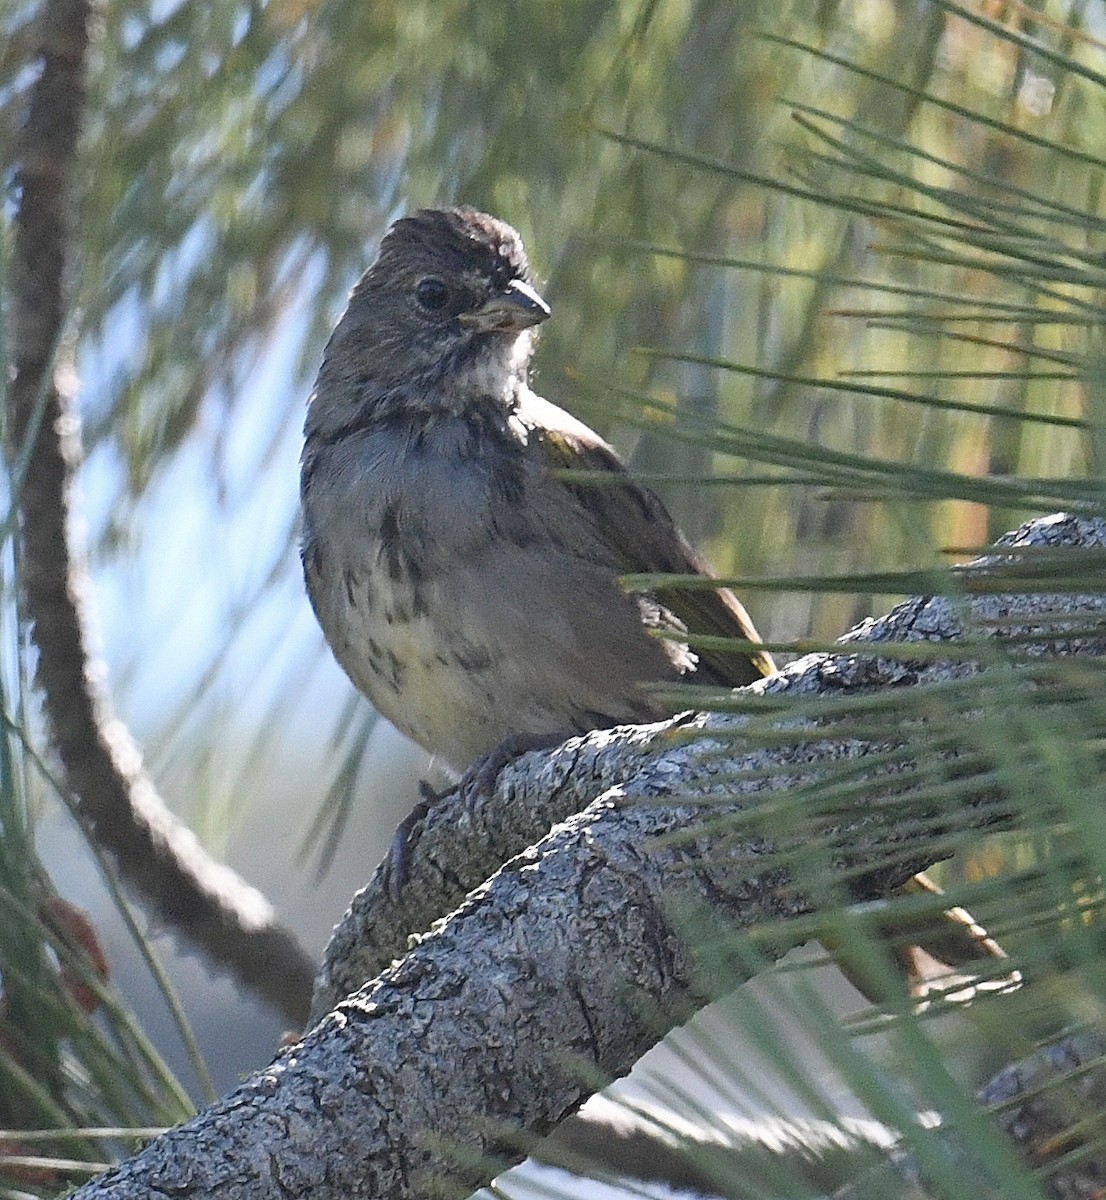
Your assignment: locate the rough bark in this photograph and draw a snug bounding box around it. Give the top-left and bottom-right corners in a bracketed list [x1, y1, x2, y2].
[7, 0, 314, 1025]
[67, 513, 1106, 1200]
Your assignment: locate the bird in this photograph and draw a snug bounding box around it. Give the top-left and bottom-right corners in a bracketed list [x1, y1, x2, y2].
[300, 206, 1014, 999]
[300, 206, 772, 784]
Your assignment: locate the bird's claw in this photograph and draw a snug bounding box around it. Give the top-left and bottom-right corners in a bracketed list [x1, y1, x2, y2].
[383, 785, 439, 902]
[384, 731, 564, 902]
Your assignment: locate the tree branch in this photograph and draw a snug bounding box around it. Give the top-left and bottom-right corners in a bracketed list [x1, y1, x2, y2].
[6, 0, 315, 1025]
[67, 514, 1106, 1199]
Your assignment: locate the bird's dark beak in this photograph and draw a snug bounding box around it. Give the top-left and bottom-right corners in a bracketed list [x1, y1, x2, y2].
[459, 279, 550, 334]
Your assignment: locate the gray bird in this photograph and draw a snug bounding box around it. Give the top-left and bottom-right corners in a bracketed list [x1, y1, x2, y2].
[300, 207, 773, 789]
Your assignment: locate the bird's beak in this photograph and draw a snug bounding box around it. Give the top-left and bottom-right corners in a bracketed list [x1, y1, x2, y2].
[459, 279, 551, 334]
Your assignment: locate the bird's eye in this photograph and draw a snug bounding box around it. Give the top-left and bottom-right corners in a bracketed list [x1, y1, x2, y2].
[414, 277, 451, 311]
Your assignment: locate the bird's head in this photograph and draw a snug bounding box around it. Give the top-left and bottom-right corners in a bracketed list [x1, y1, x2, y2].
[310, 208, 550, 431]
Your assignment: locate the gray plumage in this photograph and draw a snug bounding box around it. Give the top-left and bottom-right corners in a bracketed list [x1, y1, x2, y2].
[301, 207, 772, 775]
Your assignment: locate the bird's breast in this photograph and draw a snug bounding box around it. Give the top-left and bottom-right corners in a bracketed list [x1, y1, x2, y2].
[301, 415, 680, 770]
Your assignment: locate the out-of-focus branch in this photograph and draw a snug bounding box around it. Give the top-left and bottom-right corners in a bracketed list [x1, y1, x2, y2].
[826, 1031, 1106, 1200]
[6, 0, 314, 1026]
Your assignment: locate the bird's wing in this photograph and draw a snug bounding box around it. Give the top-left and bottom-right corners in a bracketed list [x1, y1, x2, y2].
[518, 394, 774, 688]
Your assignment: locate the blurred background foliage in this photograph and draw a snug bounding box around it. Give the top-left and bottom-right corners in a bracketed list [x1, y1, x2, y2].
[3, 0, 1106, 1194]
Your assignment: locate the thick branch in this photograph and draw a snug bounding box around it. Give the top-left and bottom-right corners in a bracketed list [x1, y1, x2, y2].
[7, 0, 314, 1024]
[69, 514, 1106, 1199]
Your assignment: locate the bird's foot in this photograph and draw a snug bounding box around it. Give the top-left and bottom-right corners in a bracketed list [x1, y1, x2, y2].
[457, 731, 564, 812]
[384, 731, 566, 901]
[383, 786, 439, 903]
